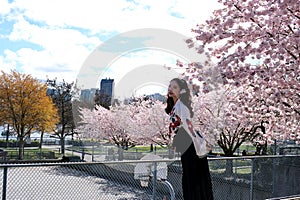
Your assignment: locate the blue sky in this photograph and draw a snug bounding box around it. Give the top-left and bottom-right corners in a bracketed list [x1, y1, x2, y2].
[0, 0, 221, 96]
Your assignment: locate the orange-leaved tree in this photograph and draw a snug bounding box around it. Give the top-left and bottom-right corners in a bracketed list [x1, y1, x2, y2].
[0, 70, 58, 160]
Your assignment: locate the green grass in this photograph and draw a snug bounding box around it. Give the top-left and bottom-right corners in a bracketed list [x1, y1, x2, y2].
[73, 142, 257, 156]
[73, 144, 168, 154]
[236, 167, 251, 174]
[238, 145, 256, 152]
[127, 145, 168, 153]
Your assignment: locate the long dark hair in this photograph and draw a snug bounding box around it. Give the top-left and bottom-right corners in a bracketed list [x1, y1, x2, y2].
[165, 78, 194, 118]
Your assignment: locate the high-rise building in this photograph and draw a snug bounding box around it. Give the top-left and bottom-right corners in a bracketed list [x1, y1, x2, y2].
[100, 78, 114, 97]
[99, 78, 114, 106]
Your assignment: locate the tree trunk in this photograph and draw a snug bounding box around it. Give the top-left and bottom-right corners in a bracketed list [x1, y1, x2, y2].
[60, 137, 65, 155]
[38, 131, 44, 159]
[5, 124, 9, 148]
[225, 159, 233, 175]
[224, 151, 234, 175]
[39, 131, 44, 149]
[18, 137, 25, 160]
[150, 144, 153, 152]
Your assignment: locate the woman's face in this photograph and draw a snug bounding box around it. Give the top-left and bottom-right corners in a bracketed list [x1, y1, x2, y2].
[168, 80, 180, 100]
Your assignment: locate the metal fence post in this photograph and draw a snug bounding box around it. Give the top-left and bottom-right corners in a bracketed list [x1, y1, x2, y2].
[92, 144, 94, 162]
[152, 162, 157, 200]
[2, 166, 8, 200]
[272, 156, 275, 195]
[250, 159, 254, 200]
[234, 159, 237, 181]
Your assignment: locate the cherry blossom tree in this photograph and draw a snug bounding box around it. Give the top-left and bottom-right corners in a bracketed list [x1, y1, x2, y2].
[77, 97, 171, 159]
[77, 104, 137, 160]
[192, 86, 271, 174]
[125, 98, 171, 146]
[192, 86, 268, 157]
[178, 0, 300, 153]
[78, 105, 136, 147]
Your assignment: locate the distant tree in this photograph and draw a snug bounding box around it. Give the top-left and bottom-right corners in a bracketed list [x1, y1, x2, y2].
[77, 97, 170, 159]
[46, 79, 78, 155]
[94, 89, 111, 110]
[78, 105, 136, 160]
[125, 98, 171, 146]
[0, 70, 58, 159]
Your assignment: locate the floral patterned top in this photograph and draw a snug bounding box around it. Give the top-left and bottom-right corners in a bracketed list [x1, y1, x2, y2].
[169, 99, 207, 157]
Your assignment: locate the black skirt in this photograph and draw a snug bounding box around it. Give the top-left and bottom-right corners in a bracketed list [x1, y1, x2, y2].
[173, 128, 214, 200]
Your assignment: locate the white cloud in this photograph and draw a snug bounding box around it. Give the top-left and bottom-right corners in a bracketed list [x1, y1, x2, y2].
[0, 54, 16, 73]
[5, 16, 101, 82]
[0, 49, 17, 72]
[0, 0, 11, 16]
[0, 48, 73, 82]
[101, 49, 180, 84]
[9, 17, 100, 51]
[10, 0, 221, 36]
[2, 0, 222, 84]
[107, 50, 184, 99]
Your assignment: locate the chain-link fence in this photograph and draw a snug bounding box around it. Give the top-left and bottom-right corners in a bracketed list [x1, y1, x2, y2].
[0, 155, 299, 200]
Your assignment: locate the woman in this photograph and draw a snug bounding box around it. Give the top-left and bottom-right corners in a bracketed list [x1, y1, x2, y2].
[165, 78, 214, 200]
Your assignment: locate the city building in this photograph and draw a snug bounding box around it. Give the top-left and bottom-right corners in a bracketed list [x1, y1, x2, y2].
[100, 78, 114, 104]
[100, 78, 114, 99]
[94, 78, 115, 108]
[80, 88, 97, 105]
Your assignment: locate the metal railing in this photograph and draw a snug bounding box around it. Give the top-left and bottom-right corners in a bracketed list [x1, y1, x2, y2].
[0, 155, 299, 200]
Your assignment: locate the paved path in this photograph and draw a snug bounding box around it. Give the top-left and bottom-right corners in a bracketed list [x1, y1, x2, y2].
[0, 162, 153, 200]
